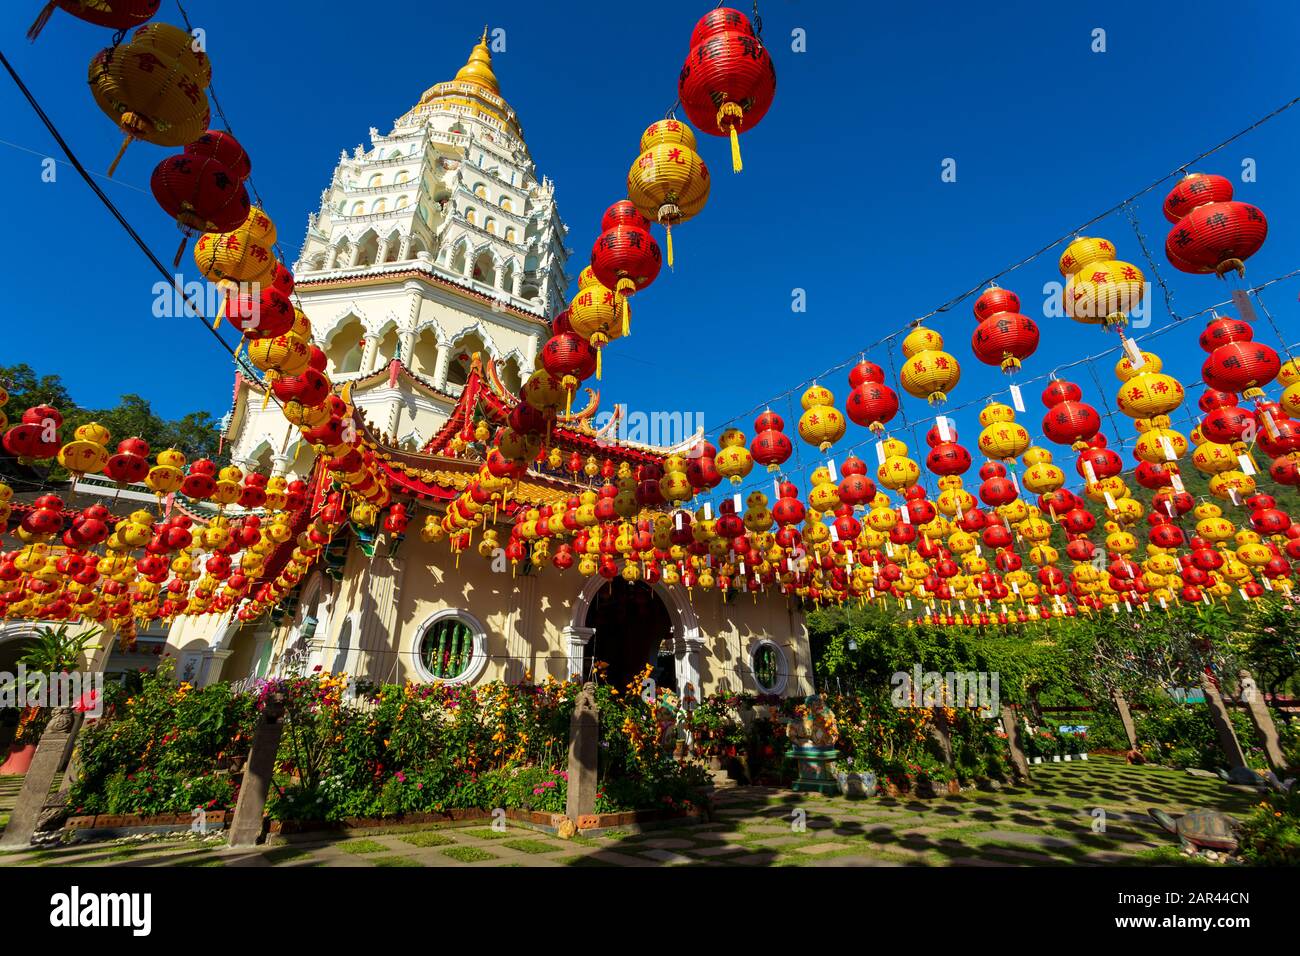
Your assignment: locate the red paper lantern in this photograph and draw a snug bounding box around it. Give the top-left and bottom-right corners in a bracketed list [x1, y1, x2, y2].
[845, 361, 899, 434]
[686, 441, 723, 492]
[1163, 173, 1267, 277]
[678, 7, 776, 173]
[1041, 379, 1101, 449]
[151, 151, 251, 265]
[970, 285, 1039, 373]
[590, 201, 660, 337]
[27, 0, 158, 41]
[1200, 324, 1280, 399]
[225, 285, 295, 340]
[542, 338, 596, 420]
[273, 368, 331, 407]
[750, 410, 792, 472]
[104, 437, 151, 485]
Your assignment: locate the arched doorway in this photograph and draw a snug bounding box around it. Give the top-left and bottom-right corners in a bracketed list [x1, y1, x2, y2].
[583, 579, 675, 692]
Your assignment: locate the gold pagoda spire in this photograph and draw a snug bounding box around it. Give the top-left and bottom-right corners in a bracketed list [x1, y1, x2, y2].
[452, 27, 499, 94]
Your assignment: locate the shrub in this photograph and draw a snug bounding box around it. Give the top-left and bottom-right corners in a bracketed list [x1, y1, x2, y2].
[1238, 788, 1300, 866]
[70, 659, 257, 815]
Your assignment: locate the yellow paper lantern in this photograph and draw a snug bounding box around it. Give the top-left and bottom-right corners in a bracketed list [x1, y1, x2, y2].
[797, 385, 846, 451]
[627, 119, 711, 268]
[899, 326, 960, 404]
[1059, 236, 1145, 327]
[88, 22, 211, 176]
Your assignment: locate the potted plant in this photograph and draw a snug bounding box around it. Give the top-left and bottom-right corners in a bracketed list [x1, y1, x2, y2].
[0, 624, 102, 774]
[835, 755, 878, 798]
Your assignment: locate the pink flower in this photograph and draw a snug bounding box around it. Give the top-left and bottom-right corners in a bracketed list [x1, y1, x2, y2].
[395, 771, 407, 783]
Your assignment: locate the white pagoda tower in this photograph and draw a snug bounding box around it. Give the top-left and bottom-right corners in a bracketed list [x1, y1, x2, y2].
[221, 30, 572, 483]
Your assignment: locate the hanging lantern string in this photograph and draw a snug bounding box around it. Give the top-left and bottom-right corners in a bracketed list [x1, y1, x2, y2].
[173, 1, 300, 309]
[0, 49, 298, 426]
[0, 49, 241, 368]
[1122, 202, 1181, 324]
[706, 267, 1300, 509]
[1248, 288, 1300, 367]
[706, 93, 1300, 438]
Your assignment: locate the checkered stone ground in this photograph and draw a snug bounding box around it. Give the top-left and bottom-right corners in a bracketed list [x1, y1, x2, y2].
[0, 758, 1260, 868]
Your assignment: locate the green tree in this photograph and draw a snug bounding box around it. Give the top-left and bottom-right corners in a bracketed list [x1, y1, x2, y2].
[1, 363, 229, 483]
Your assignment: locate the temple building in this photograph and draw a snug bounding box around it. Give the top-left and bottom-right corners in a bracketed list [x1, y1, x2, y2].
[163, 35, 814, 701]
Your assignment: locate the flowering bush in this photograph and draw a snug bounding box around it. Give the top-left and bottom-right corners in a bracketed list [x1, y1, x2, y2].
[1135, 697, 1264, 771]
[821, 690, 1010, 784]
[1238, 787, 1300, 866]
[70, 659, 258, 815]
[258, 667, 707, 822]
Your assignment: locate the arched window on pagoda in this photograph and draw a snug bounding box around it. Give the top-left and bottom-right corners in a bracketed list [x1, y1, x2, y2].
[498, 356, 522, 395]
[472, 250, 496, 286]
[326, 318, 367, 375]
[412, 327, 440, 379]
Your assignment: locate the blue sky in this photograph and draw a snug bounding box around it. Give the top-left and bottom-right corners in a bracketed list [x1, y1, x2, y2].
[2, 0, 1298, 498]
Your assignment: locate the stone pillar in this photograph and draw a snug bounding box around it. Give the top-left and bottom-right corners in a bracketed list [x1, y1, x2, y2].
[1199, 670, 1248, 771]
[931, 707, 954, 766]
[324, 246, 339, 270]
[376, 237, 392, 265]
[511, 270, 524, 298]
[347, 243, 363, 268]
[0, 709, 79, 847]
[562, 625, 594, 681]
[360, 335, 379, 375]
[678, 634, 703, 698]
[198, 649, 233, 688]
[1111, 689, 1139, 751]
[398, 330, 416, 365]
[1238, 669, 1288, 772]
[432, 343, 452, 389]
[227, 693, 286, 848]
[565, 683, 599, 826]
[271, 453, 292, 477]
[397, 234, 412, 261]
[1000, 705, 1031, 781]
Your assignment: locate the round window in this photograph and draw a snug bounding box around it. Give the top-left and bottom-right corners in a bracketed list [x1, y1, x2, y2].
[750, 640, 787, 695]
[415, 613, 482, 683]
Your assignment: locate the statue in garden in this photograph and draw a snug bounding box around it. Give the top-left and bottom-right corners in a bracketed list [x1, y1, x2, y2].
[785, 694, 839, 749]
[654, 693, 679, 749]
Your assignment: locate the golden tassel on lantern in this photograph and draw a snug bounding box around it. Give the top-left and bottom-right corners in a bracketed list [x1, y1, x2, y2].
[212, 282, 231, 330]
[718, 104, 744, 173]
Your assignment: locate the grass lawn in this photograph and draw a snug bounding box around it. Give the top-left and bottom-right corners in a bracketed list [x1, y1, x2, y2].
[440, 845, 496, 863]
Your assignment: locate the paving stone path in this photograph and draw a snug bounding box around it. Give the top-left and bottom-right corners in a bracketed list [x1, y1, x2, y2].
[0, 758, 1260, 868]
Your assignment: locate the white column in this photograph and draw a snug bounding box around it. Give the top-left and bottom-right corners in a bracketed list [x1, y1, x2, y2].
[433, 341, 452, 388]
[376, 237, 393, 265]
[271, 453, 292, 476]
[678, 633, 704, 700]
[398, 234, 413, 261]
[198, 649, 233, 687]
[360, 335, 379, 374]
[324, 246, 340, 270]
[562, 625, 595, 681]
[398, 329, 416, 365]
[347, 244, 363, 268]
